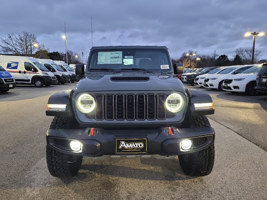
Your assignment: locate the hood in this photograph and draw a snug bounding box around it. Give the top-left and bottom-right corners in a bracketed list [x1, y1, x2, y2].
[198, 73, 213, 78]
[209, 73, 232, 79]
[226, 73, 257, 80]
[75, 73, 185, 92]
[46, 71, 55, 77]
[0, 70, 12, 78]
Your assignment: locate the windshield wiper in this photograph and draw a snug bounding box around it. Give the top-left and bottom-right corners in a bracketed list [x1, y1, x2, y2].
[120, 68, 151, 72]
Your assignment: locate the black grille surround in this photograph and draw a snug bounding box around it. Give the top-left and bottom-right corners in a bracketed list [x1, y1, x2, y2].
[73, 91, 188, 127]
[93, 93, 172, 120]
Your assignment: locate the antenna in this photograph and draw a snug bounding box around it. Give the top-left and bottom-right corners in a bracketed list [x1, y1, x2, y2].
[91, 16, 93, 47]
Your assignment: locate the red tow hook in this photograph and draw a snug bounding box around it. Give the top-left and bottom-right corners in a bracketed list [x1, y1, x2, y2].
[89, 128, 94, 136]
[168, 127, 173, 135]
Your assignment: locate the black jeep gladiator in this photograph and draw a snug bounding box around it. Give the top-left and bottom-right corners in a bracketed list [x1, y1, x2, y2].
[46, 46, 215, 178]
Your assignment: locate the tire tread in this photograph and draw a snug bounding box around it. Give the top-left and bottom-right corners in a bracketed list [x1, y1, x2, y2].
[179, 115, 215, 176]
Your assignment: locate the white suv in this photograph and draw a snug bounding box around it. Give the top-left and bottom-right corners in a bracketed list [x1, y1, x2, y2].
[195, 67, 223, 87]
[222, 64, 262, 95]
[203, 65, 252, 91]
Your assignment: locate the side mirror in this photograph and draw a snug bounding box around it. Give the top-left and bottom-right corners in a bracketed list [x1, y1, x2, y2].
[75, 64, 85, 78]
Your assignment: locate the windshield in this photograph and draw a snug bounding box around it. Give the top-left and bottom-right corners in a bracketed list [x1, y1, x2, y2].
[218, 67, 236, 74]
[33, 62, 49, 72]
[63, 64, 74, 71]
[208, 68, 221, 74]
[58, 65, 67, 72]
[183, 69, 192, 73]
[88, 48, 171, 72]
[51, 64, 64, 72]
[201, 67, 213, 74]
[44, 64, 56, 72]
[241, 66, 262, 74]
[0, 65, 5, 71]
[194, 68, 203, 73]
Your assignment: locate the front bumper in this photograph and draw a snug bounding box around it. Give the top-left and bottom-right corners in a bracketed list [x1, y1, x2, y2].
[51, 76, 59, 85]
[47, 126, 215, 157]
[70, 74, 77, 82]
[181, 76, 187, 83]
[0, 78, 16, 90]
[187, 77, 195, 85]
[0, 83, 15, 90]
[255, 86, 267, 93]
[195, 79, 205, 87]
[222, 82, 246, 92]
[203, 80, 218, 89]
[63, 75, 71, 83]
[42, 76, 52, 86]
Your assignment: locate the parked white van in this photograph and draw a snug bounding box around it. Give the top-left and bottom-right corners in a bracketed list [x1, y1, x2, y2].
[38, 59, 70, 84]
[54, 61, 77, 82]
[0, 55, 57, 87]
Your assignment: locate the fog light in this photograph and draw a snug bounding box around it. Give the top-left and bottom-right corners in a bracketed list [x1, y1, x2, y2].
[70, 140, 83, 152]
[180, 139, 192, 151]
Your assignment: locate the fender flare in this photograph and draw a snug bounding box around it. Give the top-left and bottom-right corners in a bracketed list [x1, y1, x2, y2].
[46, 90, 73, 117]
[187, 89, 215, 116]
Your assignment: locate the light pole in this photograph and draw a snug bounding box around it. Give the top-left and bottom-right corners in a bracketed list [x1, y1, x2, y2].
[186, 52, 196, 68]
[62, 34, 68, 64]
[30, 42, 39, 55]
[244, 31, 265, 64]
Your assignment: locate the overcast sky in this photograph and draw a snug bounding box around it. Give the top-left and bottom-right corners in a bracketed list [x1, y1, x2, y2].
[0, 0, 266, 63]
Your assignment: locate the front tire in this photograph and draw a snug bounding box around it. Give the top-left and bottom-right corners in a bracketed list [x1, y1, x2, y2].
[33, 78, 44, 87]
[218, 81, 223, 91]
[46, 117, 82, 178]
[46, 145, 82, 178]
[179, 115, 215, 176]
[246, 82, 257, 96]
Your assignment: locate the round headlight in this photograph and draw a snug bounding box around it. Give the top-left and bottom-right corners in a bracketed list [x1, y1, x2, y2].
[76, 93, 96, 113]
[165, 93, 184, 113]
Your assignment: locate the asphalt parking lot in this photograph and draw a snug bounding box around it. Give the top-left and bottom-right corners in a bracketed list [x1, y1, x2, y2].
[0, 84, 266, 200]
[186, 85, 267, 151]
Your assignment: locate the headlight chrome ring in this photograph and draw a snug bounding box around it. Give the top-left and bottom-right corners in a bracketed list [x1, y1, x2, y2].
[165, 93, 185, 113]
[76, 93, 96, 114]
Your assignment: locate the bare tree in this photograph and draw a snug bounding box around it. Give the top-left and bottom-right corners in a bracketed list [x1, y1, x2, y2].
[0, 32, 38, 55]
[235, 48, 261, 64]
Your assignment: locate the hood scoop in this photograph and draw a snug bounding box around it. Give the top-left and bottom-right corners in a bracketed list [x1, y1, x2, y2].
[110, 77, 149, 82]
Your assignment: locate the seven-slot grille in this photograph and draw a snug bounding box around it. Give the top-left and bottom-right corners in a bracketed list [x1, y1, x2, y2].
[89, 93, 173, 121]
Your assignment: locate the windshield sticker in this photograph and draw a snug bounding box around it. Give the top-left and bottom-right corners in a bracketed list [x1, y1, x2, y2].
[160, 65, 169, 70]
[123, 56, 133, 65]
[98, 51, 122, 64]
